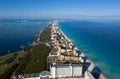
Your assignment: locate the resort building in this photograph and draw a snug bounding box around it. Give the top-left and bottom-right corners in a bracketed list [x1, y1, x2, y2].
[50, 63, 83, 78]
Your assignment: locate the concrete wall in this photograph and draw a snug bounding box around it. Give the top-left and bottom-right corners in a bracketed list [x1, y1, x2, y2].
[73, 66, 82, 76]
[50, 66, 56, 78]
[50, 64, 83, 78]
[56, 67, 71, 77]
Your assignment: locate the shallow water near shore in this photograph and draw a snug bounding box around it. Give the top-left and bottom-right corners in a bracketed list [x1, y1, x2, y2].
[0, 19, 48, 56]
[59, 20, 120, 79]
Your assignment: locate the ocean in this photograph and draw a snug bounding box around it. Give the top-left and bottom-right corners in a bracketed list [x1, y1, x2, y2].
[59, 20, 120, 79]
[0, 19, 120, 79]
[0, 19, 49, 56]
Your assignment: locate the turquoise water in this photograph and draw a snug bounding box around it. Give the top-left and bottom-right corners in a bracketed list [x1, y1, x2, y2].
[59, 20, 120, 79]
[0, 19, 48, 56]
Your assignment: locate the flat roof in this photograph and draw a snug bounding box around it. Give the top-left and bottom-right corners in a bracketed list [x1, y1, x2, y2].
[51, 63, 82, 68]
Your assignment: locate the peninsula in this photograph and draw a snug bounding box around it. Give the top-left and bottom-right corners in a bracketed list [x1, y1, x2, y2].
[0, 20, 106, 79]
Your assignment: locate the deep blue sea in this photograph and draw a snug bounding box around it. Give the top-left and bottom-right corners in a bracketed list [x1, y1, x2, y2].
[0, 19, 49, 56]
[59, 20, 120, 79]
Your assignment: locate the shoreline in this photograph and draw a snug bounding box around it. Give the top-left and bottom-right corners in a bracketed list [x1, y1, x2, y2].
[0, 20, 107, 79]
[56, 20, 106, 79]
[0, 22, 51, 78]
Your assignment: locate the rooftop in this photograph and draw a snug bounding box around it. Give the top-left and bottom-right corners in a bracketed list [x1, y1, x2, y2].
[51, 63, 82, 68]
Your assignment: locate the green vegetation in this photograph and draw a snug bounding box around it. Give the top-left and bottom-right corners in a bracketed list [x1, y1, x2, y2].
[40, 26, 51, 42]
[15, 44, 51, 74]
[0, 26, 52, 78]
[0, 52, 25, 79]
[15, 26, 52, 75]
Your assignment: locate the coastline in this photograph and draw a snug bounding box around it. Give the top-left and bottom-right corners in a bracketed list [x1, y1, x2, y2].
[0, 20, 107, 79]
[0, 23, 51, 78]
[0, 20, 49, 56]
[57, 20, 106, 79]
[58, 20, 120, 79]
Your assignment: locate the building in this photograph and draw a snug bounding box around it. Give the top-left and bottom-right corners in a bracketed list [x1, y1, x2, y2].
[50, 63, 83, 78]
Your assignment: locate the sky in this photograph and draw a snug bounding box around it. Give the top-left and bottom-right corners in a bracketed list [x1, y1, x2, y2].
[0, 0, 120, 19]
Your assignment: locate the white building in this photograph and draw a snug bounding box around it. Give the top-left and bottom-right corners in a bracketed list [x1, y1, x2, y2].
[50, 63, 83, 78]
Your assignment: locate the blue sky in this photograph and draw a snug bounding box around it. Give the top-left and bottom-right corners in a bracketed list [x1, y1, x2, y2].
[0, 0, 120, 19]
